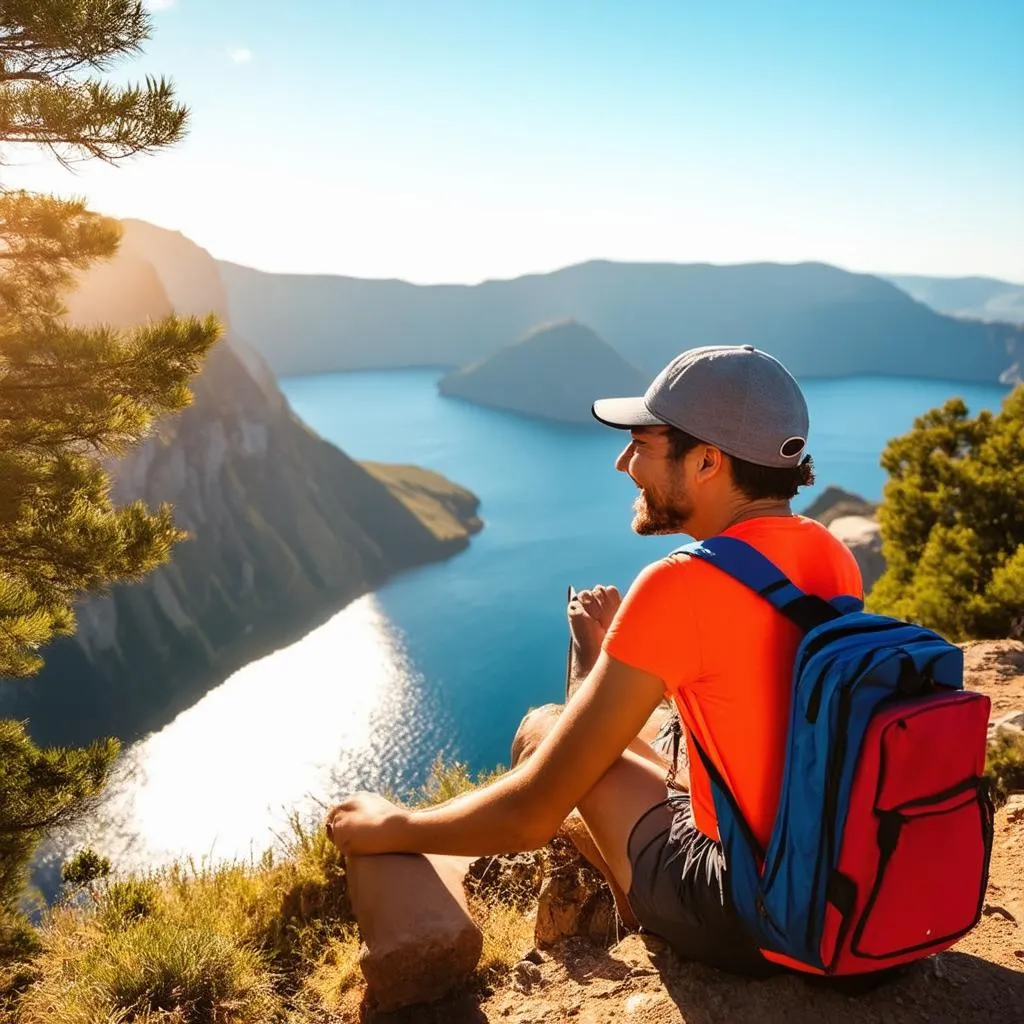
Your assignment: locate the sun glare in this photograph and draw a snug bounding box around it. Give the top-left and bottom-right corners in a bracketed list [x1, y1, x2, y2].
[71, 595, 417, 871]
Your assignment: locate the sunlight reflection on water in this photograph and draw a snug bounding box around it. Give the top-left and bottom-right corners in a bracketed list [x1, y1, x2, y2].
[68, 594, 420, 872]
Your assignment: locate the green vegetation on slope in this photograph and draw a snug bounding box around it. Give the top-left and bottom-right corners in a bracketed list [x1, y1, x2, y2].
[362, 462, 483, 543]
[867, 385, 1024, 640]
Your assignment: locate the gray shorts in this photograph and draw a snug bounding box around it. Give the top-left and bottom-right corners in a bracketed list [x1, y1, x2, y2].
[625, 790, 778, 977]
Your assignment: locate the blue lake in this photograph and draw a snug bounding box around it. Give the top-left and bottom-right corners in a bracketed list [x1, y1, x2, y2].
[70, 370, 1011, 870]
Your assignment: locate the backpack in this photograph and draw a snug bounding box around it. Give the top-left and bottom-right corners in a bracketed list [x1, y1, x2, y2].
[672, 535, 995, 976]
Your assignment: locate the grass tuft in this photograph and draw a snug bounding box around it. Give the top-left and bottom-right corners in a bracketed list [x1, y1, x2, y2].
[17, 915, 282, 1023]
[476, 900, 537, 981]
[416, 753, 507, 808]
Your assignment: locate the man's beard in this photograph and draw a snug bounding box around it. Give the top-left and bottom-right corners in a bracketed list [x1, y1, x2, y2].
[631, 484, 693, 535]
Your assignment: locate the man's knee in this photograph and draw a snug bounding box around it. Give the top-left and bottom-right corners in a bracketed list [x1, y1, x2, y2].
[511, 703, 563, 767]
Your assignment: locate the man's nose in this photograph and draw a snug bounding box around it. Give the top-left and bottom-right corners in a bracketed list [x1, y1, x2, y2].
[614, 443, 633, 473]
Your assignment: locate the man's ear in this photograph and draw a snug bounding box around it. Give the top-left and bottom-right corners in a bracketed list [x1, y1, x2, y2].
[696, 445, 726, 478]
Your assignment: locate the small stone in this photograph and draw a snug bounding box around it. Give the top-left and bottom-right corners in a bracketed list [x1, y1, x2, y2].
[1006, 794, 1024, 824]
[983, 903, 1018, 923]
[626, 965, 658, 979]
[625, 993, 669, 1014]
[512, 959, 543, 993]
[523, 947, 544, 964]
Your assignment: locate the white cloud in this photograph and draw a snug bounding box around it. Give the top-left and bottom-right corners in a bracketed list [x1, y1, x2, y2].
[228, 47, 253, 65]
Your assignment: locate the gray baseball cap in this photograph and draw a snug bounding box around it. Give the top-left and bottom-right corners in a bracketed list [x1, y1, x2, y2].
[592, 344, 809, 468]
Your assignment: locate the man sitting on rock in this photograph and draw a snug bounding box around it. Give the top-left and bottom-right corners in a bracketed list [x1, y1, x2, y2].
[326, 344, 862, 977]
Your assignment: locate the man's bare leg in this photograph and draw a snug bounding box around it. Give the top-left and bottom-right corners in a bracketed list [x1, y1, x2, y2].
[511, 703, 683, 928]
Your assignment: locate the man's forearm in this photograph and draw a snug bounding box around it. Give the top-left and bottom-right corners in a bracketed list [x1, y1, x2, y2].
[389, 769, 552, 856]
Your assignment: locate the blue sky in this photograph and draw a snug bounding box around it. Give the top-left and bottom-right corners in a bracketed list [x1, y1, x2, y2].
[6, 0, 1023, 283]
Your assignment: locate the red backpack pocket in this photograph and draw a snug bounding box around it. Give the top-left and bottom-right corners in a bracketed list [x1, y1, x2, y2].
[825, 690, 993, 974]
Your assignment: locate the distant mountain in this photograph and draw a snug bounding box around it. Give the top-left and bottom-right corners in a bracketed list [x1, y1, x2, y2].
[1, 222, 481, 748]
[218, 258, 1023, 385]
[438, 319, 648, 423]
[886, 274, 1024, 326]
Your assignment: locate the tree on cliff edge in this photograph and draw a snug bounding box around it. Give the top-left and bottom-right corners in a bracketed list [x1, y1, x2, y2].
[867, 386, 1024, 641]
[0, 0, 220, 944]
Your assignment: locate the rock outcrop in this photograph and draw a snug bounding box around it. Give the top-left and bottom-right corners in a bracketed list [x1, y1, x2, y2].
[1, 222, 481, 747]
[802, 487, 885, 593]
[438, 319, 648, 424]
[802, 485, 879, 527]
[828, 515, 886, 593]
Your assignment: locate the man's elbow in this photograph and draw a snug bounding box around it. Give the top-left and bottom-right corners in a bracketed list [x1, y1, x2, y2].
[506, 787, 566, 852]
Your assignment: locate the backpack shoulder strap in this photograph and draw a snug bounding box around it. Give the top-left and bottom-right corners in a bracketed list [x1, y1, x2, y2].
[672, 536, 843, 634]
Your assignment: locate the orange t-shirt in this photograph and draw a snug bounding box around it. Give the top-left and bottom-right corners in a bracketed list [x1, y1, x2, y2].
[603, 515, 863, 850]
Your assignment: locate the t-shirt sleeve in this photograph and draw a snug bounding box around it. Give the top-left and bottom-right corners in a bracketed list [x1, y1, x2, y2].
[602, 557, 701, 690]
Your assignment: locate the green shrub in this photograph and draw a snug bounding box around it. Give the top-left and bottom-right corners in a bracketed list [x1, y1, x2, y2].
[100, 878, 159, 930]
[60, 848, 112, 893]
[868, 387, 1024, 640]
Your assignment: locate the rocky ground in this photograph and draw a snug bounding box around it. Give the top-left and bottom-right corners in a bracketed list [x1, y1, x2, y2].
[342, 641, 1024, 1024]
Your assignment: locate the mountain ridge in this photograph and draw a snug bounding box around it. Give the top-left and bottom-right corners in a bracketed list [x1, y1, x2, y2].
[217, 254, 1022, 384]
[884, 272, 1024, 325]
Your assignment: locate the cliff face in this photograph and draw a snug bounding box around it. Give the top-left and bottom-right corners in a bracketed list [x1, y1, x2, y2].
[2, 223, 481, 747]
[219, 258, 1023, 385]
[438, 320, 649, 423]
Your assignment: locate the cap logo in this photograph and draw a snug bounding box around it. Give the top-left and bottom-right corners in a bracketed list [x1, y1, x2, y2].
[779, 436, 806, 459]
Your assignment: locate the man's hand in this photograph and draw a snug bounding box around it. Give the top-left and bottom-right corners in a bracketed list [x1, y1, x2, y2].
[568, 584, 621, 689]
[325, 792, 408, 855]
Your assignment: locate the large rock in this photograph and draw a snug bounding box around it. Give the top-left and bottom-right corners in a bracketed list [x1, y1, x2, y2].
[346, 853, 482, 1012]
[829, 514, 886, 593]
[534, 833, 619, 949]
[962, 640, 1024, 717]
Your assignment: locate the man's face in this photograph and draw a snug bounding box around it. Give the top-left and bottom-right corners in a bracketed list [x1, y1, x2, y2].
[615, 427, 695, 535]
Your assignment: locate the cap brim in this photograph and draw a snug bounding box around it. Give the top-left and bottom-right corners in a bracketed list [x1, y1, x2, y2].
[591, 396, 665, 429]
